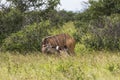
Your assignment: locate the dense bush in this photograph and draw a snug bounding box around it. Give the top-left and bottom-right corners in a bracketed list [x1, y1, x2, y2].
[75, 14, 120, 51]
[90, 14, 120, 50]
[0, 8, 23, 45]
[0, 0, 62, 46]
[1, 21, 50, 52]
[74, 0, 120, 51]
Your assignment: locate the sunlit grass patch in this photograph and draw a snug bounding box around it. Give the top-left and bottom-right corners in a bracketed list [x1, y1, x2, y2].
[0, 51, 120, 80]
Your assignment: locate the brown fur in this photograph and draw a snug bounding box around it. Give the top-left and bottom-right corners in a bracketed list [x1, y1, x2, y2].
[41, 33, 76, 55]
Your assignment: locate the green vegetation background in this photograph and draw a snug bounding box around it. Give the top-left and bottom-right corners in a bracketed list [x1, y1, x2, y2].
[0, 0, 120, 79]
[0, 0, 120, 52]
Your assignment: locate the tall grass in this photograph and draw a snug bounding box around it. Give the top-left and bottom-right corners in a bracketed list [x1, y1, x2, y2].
[0, 52, 120, 80]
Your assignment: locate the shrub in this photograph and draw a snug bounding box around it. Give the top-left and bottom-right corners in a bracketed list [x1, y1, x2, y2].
[75, 14, 120, 51]
[0, 9, 23, 45]
[1, 21, 50, 52]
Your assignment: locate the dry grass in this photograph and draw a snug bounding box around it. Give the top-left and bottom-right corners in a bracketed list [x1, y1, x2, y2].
[0, 51, 120, 80]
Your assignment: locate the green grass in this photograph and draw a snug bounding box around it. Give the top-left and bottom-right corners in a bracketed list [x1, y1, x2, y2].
[0, 51, 120, 80]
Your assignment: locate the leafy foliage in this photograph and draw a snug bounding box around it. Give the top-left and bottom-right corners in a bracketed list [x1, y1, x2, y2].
[1, 0, 120, 52]
[89, 0, 120, 17]
[1, 21, 50, 52]
[0, 0, 61, 46]
[74, 0, 120, 51]
[6, 0, 60, 12]
[0, 8, 23, 45]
